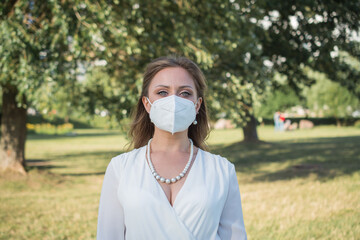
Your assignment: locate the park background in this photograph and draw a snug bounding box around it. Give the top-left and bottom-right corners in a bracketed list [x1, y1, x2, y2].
[1, 1, 359, 239]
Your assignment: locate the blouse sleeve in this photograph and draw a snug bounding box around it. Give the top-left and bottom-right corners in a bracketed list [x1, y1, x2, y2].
[97, 159, 125, 240]
[218, 163, 247, 240]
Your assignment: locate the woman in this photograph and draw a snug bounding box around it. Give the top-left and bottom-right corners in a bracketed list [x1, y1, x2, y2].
[97, 56, 247, 240]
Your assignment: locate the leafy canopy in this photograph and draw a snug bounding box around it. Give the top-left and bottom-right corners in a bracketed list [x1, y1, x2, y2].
[1, 0, 359, 127]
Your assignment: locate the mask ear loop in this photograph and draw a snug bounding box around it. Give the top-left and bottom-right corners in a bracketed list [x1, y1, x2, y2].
[193, 98, 200, 125]
[146, 97, 153, 106]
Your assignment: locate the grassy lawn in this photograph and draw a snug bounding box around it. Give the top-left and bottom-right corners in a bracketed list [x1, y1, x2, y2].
[1, 126, 359, 239]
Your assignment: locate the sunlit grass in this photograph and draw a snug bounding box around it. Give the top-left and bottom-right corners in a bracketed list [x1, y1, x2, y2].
[208, 126, 360, 240]
[1, 126, 359, 239]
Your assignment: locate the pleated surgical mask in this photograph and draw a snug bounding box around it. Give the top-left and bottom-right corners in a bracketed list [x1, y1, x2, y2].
[146, 95, 197, 135]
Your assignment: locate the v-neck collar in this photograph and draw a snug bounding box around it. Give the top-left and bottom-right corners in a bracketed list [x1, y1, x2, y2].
[143, 145, 201, 209]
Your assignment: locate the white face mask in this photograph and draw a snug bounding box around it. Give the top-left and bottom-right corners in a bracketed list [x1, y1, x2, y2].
[146, 95, 198, 135]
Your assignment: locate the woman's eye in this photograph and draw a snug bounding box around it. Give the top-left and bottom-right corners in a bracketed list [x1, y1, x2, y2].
[157, 91, 168, 96]
[180, 91, 191, 97]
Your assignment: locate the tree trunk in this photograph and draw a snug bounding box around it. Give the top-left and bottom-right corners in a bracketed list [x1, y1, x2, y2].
[242, 114, 259, 142]
[0, 85, 27, 174]
[335, 117, 341, 127]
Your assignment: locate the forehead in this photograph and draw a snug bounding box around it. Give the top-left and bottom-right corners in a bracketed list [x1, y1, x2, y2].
[149, 67, 195, 88]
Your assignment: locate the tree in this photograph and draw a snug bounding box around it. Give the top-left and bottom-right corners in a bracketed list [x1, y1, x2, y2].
[80, 0, 271, 142]
[0, 0, 95, 173]
[3, 0, 260, 172]
[1, 0, 359, 174]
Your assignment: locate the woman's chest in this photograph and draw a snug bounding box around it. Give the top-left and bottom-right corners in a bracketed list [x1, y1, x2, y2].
[115, 154, 230, 237]
[117, 158, 228, 214]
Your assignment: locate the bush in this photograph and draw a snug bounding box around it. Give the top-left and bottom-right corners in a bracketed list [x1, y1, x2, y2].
[27, 123, 74, 135]
[27, 115, 91, 129]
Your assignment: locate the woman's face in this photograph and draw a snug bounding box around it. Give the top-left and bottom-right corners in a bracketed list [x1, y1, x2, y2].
[142, 67, 202, 113]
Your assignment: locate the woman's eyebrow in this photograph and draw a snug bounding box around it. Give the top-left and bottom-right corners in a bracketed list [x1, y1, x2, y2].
[154, 85, 193, 89]
[154, 85, 170, 88]
[178, 85, 193, 89]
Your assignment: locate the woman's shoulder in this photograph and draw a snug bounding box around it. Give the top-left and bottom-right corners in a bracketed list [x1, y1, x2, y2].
[109, 145, 146, 170]
[199, 148, 235, 170]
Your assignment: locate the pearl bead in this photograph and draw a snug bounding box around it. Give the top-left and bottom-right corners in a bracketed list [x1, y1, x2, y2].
[160, 177, 165, 182]
[165, 179, 171, 184]
[179, 173, 185, 177]
[171, 178, 176, 183]
[153, 172, 157, 176]
[156, 175, 161, 180]
[176, 176, 181, 180]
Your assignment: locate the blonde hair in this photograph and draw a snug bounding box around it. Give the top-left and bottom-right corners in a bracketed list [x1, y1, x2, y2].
[129, 56, 209, 150]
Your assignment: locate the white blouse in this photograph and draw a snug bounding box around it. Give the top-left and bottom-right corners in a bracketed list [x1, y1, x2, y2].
[97, 146, 247, 240]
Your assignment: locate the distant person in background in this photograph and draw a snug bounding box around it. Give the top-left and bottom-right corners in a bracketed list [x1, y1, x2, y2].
[284, 119, 291, 130]
[274, 111, 280, 131]
[279, 112, 285, 131]
[97, 56, 247, 240]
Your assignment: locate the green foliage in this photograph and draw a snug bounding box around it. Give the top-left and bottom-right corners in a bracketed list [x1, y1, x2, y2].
[0, 0, 359, 128]
[254, 76, 303, 119]
[0, 0, 93, 111]
[304, 68, 360, 118]
[73, 0, 360, 127]
[252, 0, 360, 98]
[255, 63, 360, 121]
[79, 0, 271, 126]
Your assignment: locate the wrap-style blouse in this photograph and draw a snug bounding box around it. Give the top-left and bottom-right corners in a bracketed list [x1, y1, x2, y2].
[97, 146, 247, 239]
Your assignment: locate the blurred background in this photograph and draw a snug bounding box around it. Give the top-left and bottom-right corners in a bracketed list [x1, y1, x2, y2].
[0, 1, 359, 239]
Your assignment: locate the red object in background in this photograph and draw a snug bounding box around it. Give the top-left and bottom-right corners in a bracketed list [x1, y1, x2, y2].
[279, 116, 285, 122]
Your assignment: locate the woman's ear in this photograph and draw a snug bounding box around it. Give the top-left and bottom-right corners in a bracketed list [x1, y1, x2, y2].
[142, 96, 151, 114]
[195, 97, 202, 114]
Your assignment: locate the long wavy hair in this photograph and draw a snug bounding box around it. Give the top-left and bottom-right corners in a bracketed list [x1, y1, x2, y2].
[129, 56, 210, 150]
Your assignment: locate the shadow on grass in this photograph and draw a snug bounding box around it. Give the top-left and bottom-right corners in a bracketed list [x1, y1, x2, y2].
[25, 151, 124, 177]
[26, 159, 67, 171]
[211, 136, 360, 182]
[62, 172, 105, 177]
[24, 135, 360, 182]
[58, 150, 123, 159]
[26, 131, 122, 141]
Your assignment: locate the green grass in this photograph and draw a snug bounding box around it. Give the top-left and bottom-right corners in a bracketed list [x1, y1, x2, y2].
[1, 126, 359, 239]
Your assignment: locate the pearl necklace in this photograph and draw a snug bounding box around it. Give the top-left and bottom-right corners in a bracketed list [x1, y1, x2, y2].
[146, 138, 194, 184]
